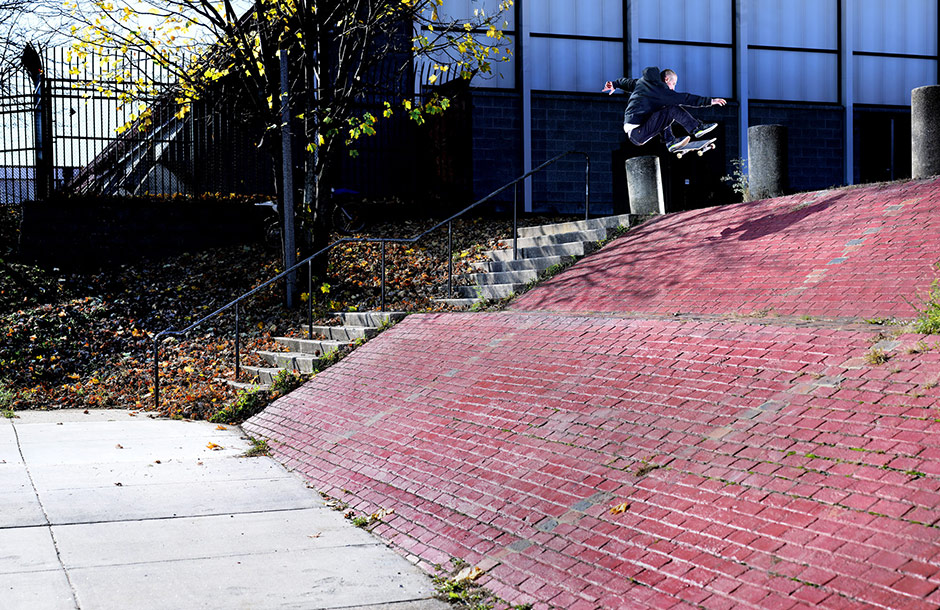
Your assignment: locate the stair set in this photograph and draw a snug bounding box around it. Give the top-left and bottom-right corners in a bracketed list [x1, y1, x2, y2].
[234, 311, 407, 390]
[236, 213, 635, 388]
[439, 213, 634, 308]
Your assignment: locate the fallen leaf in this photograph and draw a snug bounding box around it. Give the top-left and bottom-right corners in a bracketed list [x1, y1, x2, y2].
[215, 424, 227, 430]
[115, 444, 123, 449]
[454, 566, 485, 583]
[610, 502, 630, 515]
[206, 442, 224, 450]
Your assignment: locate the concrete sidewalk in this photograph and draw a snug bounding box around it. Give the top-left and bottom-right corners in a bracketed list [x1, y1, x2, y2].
[1, 409, 446, 610]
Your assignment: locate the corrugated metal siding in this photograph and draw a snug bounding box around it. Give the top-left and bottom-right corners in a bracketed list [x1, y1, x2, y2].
[749, 0, 837, 49]
[635, 0, 732, 44]
[634, 0, 732, 98]
[854, 0, 938, 105]
[527, 0, 623, 92]
[530, 0, 622, 37]
[529, 38, 623, 91]
[856, 0, 936, 55]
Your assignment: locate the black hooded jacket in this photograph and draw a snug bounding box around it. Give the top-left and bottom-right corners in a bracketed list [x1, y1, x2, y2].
[614, 66, 712, 125]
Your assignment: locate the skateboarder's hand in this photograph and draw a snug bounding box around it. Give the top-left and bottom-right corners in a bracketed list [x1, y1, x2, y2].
[603, 81, 615, 94]
[710, 98, 727, 106]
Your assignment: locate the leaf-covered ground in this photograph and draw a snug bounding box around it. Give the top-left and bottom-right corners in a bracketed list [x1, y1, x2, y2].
[1, 208, 561, 420]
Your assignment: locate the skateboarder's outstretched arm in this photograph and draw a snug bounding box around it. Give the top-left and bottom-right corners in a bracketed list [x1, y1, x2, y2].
[603, 78, 637, 95]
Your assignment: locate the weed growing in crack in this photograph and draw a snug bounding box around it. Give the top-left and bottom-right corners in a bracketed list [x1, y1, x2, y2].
[910, 276, 940, 334]
[241, 437, 270, 457]
[866, 348, 890, 366]
[0, 385, 15, 418]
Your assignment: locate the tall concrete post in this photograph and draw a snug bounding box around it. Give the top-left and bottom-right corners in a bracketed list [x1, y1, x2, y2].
[748, 124, 788, 200]
[912, 85, 940, 179]
[625, 156, 665, 215]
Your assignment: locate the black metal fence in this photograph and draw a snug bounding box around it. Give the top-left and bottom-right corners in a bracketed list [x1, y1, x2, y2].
[0, 46, 278, 204]
[0, 45, 436, 207]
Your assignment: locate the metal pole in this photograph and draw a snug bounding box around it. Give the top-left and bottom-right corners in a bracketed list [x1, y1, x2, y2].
[380, 241, 387, 312]
[153, 338, 160, 410]
[447, 221, 453, 298]
[234, 302, 241, 381]
[307, 260, 313, 339]
[585, 156, 591, 220]
[280, 49, 297, 308]
[513, 184, 518, 260]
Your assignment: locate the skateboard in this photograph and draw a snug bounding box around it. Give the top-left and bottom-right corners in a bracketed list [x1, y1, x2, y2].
[674, 138, 717, 159]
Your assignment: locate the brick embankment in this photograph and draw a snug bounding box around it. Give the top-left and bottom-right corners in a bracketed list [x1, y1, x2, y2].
[513, 179, 940, 319]
[246, 178, 940, 609]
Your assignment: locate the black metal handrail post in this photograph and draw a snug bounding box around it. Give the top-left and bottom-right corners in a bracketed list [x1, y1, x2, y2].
[380, 241, 387, 312]
[307, 260, 313, 339]
[513, 183, 519, 260]
[234, 301, 241, 380]
[153, 335, 161, 408]
[447, 221, 453, 298]
[151, 150, 590, 411]
[585, 156, 591, 220]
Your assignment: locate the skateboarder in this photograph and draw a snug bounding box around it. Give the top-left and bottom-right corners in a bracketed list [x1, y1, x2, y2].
[603, 67, 727, 153]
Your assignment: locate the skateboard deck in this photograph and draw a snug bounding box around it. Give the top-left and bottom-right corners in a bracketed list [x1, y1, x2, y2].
[674, 138, 717, 158]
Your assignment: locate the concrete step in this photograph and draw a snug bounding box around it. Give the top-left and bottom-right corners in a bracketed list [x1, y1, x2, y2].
[222, 379, 271, 393]
[433, 297, 483, 309]
[453, 283, 527, 300]
[275, 337, 351, 356]
[462, 268, 540, 286]
[256, 351, 323, 374]
[484, 241, 595, 262]
[470, 255, 573, 274]
[240, 365, 282, 385]
[336, 311, 407, 327]
[516, 213, 632, 238]
[496, 228, 609, 250]
[304, 324, 377, 341]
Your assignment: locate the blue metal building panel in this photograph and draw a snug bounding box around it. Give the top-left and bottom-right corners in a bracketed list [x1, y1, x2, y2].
[856, 0, 937, 55]
[530, 0, 622, 38]
[636, 44, 733, 98]
[855, 56, 938, 106]
[530, 38, 623, 91]
[749, 0, 838, 49]
[750, 49, 839, 102]
[635, 0, 733, 44]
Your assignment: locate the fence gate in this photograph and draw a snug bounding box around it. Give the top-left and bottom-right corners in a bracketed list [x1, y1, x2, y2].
[0, 44, 49, 204]
[0, 45, 277, 204]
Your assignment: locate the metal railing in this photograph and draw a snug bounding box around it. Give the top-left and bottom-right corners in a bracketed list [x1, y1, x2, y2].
[152, 150, 590, 409]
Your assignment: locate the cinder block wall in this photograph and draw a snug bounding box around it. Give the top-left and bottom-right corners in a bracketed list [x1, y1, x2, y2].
[749, 104, 845, 193]
[471, 92, 847, 213]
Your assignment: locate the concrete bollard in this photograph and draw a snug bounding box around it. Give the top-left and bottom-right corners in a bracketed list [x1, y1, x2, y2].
[625, 156, 665, 215]
[912, 85, 940, 179]
[748, 124, 788, 200]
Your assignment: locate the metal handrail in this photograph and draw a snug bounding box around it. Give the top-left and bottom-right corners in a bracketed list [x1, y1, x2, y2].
[152, 150, 590, 409]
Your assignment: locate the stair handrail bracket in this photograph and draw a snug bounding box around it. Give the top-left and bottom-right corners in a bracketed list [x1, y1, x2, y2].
[150, 151, 590, 410]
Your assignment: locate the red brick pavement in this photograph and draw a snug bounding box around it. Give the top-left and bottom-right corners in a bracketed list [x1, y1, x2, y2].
[246, 179, 940, 609]
[513, 179, 940, 319]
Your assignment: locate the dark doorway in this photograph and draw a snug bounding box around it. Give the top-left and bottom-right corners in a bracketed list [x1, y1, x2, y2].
[855, 110, 912, 184]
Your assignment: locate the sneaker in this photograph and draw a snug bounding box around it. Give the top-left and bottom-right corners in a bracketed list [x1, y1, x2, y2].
[667, 136, 691, 153]
[693, 123, 717, 138]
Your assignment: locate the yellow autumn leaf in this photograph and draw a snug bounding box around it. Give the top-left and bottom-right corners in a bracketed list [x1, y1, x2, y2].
[610, 502, 630, 515]
[206, 442, 224, 450]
